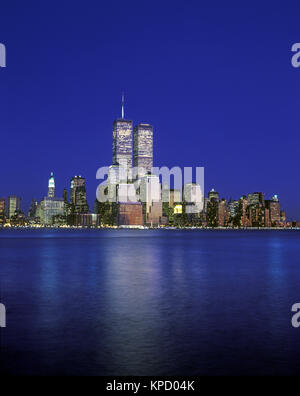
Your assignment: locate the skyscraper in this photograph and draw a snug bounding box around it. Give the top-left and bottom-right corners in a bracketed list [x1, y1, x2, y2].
[133, 123, 153, 179]
[6, 196, 21, 219]
[184, 183, 204, 214]
[140, 174, 162, 226]
[208, 189, 219, 201]
[28, 199, 38, 219]
[248, 192, 264, 206]
[266, 195, 281, 225]
[112, 119, 133, 180]
[70, 176, 89, 214]
[48, 172, 55, 198]
[0, 198, 5, 225]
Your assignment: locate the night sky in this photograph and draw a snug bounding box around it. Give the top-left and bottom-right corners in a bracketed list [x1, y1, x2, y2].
[0, 0, 300, 219]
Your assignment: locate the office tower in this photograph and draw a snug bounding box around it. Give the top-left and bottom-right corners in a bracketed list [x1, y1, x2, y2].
[248, 192, 265, 206]
[36, 175, 65, 225]
[106, 165, 128, 202]
[208, 188, 219, 201]
[6, 196, 21, 219]
[170, 189, 181, 206]
[228, 199, 239, 219]
[63, 189, 70, 216]
[0, 198, 5, 225]
[161, 185, 181, 223]
[184, 183, 204, 214]
[240, 196, 250, 227]
[140, 174, 162, 226]
[63, 189, 68, 203]
[133, 123, 153, 179]
[28, 199, 38, 219]
[70, 176, 89, 214]
[112, 119, 133, 181]
[207, 199, 218, 227]
[266, 195, 281, 225]
[40, 198, 65, 225]
[218, 199, 229, 227]
[117, 183, 137, 203]
[265, 208, 271, 227]
[48, 172, 55, 198]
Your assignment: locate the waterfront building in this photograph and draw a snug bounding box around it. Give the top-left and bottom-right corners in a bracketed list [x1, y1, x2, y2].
[207, 199, 218, 227]
[170, 189, 182, 206]
[10, 210, 26, 226]
[266, 195, 281, 225]
[265, 208, 271, 227]
[240, 196, 250, 227]
[133, 123, 153, 179]
[117, 202, 144, 226]
[0, 198, 5, 225]
[218, 199, 229, 227]
[140, 174, 162, 226]
[184, 183, 204, 214]
[67, 213, 101, 227]
[162, 185, 182, 222]
[36, 197, 65, 225]
[6, 196, 21, 219]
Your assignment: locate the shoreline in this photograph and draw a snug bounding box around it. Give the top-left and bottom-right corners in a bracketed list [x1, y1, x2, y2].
[0, 226, 300, 231]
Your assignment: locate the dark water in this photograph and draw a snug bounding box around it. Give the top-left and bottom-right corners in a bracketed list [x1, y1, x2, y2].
[1, 229, 300, 375]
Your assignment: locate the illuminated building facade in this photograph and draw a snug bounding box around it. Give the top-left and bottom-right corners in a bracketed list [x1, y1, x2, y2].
[184, 183, 204, 214]
[0, 198, 5, 225]
[133, 123, 153, 179]
[6, 196, 21, 219]
[140, 174, 162, 226]
[48, 172, 55, 198]
[118, 202, 144, 226]
[208, 189, 219, 201]
[70, 176, 89, 214]
[267, 195, 281, 225]
[248, 192, 265, 206]
[112, 119, 133, 181]
[42, 198, 64, 225]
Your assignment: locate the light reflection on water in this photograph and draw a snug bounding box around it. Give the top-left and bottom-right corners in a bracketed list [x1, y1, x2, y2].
[0, 229, 300, 375]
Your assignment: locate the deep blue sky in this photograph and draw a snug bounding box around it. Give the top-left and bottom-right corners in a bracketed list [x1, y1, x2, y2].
[0, 0, 300, 219]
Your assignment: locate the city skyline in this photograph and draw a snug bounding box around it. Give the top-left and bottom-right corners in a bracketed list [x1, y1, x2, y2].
[0, 96, 297, 224]
[0, 102, 296, 227]
[1, 2, 300, 218]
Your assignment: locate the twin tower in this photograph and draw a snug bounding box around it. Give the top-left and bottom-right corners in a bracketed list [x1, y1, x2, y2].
[112, 108, 153, 181]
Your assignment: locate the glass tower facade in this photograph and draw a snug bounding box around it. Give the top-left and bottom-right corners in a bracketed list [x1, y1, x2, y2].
[112, 119, 133, 180]
[133, 123, 153, 179]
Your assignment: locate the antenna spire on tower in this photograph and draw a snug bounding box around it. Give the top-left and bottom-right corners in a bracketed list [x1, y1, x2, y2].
[122, 92, 125, 119]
